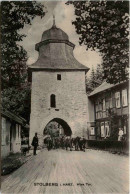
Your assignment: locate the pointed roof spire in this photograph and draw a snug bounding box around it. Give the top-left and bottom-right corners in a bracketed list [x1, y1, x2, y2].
[53, 14, 56, 28]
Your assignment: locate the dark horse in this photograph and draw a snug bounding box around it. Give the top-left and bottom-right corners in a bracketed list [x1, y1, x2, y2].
[44, 137, 53, 151]
[73, 137, 86, 151]
[79, 137, 86, 152]
[73, 137, 80, 151]
[64, 137, 72, 151]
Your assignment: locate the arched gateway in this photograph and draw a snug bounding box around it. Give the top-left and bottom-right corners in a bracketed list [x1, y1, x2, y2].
[28, 19, 89, 146]
[44, 118, 72, 136]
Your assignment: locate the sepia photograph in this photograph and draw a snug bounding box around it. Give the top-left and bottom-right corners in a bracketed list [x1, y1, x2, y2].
[1, 1, 129, 193]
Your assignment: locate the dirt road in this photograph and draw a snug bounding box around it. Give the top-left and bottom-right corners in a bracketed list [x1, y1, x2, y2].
[1, 149, 129, 193]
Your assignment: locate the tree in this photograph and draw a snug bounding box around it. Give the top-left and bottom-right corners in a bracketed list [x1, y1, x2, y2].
[1, 1, 45, 122]
[95, 64, 104, 84]
[1, 1, 45, 88]
[86, 67, 96, 93]
[67, 1, 129, 84]
[2, 84, 31, 122]
[107, 108, 119, 141]
[44, 122, 63, 137]
[86, 64, 103, 94]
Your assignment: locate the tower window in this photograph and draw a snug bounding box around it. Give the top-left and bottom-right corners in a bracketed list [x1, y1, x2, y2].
[50, 94, 56, 108]
[57, 74, 61, 80]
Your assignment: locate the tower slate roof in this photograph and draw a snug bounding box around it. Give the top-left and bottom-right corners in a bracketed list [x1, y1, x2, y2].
[28, 21, 89, 80]
[41, 25, 69, 42]
[41, 15, 69, 42]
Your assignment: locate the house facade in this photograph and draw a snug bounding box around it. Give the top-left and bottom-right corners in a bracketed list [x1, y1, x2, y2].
[87, 81, 129, 141]
[1, 109, 29, 158]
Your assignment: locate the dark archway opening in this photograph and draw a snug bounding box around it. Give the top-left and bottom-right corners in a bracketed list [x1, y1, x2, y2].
[44, 118, 72, 137]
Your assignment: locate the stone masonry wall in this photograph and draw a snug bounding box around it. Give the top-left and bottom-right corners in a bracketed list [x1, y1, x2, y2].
[30, 71, 88, 144]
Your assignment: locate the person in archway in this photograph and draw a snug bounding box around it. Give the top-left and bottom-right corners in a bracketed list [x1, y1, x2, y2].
[32, 133, 39, 155]
[79, 137, 86, 152]
[47, 137, 53, 151]
[65, 136, 69, 150]
[74, 136, 80, 151]
[61, 136, 65, 149]
[69, 136, 73, 151]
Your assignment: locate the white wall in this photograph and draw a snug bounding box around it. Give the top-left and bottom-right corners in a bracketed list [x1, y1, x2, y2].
[12, 124, 21, 153]
[1, 117, 22, 159]
[87, 97, 95, 122]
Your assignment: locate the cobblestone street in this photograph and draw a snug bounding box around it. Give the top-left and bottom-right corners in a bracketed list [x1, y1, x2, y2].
[1, 149, 129, 194]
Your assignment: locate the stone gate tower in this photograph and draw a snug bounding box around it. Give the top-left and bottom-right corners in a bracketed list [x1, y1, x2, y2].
[28, 20, 89, 144]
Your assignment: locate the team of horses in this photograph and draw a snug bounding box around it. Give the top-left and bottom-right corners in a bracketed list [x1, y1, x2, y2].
[44, 136, 87, 152]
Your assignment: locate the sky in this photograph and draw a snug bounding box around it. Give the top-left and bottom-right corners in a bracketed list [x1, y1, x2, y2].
[19, 1, 102, 75]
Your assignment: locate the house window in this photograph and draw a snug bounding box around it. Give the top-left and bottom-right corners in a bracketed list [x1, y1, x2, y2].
[99, 101, 103, 111]
[122, 89, 128, 107]
[90, 127, 95, 135]
[95, 100, 103, 119]
[57, 74, 61, 80]
[50, 94, 56, 108]
[115, 92, 121, 108]
[106, 98, 109, 109]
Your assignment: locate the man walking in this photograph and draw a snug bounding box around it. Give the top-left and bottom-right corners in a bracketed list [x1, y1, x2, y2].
[32, 133, 39, 155]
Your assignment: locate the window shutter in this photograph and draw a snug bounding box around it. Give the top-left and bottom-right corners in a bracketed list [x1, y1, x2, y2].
[101, 122, 105, 137]
[105, 121, 110, 137]
[122, 89, 127, 107]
